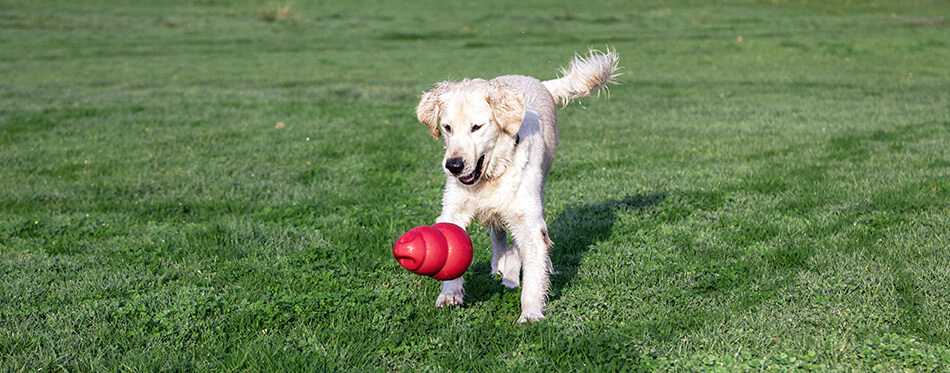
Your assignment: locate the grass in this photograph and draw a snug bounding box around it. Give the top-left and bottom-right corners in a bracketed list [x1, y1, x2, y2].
[1, 0, 949, 370]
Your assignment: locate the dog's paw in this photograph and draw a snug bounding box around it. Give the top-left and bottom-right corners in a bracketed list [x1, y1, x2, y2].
[517, 311, 546, 323]
[500, 275, 519, 289]
[495, 250, 521, 289]
[436, 278, 464, 308]
[436, 292, 464, 308]
[492, 267, 520, 289]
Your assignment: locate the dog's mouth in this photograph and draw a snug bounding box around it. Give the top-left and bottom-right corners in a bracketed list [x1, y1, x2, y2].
[458, 155, 485, 185]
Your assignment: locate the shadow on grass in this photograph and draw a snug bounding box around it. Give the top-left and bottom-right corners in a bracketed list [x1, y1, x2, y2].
[546, 193, 667, 299]
[461, 193, 666, 307]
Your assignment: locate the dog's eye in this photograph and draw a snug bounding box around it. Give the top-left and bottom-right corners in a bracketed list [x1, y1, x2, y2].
[471, 124, 483, 132]
[442, 125, 452, 134]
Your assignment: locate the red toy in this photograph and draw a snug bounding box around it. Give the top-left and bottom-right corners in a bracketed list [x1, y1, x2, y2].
[393, 223, 473, 280]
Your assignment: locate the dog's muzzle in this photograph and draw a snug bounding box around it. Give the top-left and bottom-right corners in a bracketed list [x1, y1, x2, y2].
[445, 155, 484, 185]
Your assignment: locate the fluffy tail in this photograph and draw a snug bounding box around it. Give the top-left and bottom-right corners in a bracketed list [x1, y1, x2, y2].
[542, 49, 621, 106]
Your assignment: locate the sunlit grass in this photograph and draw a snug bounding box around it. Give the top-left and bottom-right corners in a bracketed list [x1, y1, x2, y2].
[1, 0, 948, 370]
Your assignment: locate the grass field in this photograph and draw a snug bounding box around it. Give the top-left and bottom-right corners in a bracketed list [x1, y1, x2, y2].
[2, 0, 949, 370]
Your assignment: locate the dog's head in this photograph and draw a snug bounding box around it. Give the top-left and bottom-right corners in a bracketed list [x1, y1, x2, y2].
[416, 79, 525, 185]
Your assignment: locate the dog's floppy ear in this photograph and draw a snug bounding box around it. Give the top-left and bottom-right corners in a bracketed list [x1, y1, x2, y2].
[416, 87, 443, 139]
[488, 84, 525, 137]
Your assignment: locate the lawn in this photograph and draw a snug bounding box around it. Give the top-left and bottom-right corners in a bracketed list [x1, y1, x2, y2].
[1, 0, 949, 370]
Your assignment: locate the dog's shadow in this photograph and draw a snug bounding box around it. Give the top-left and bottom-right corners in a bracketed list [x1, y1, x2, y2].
[547, 193, 666, 299]
[465, 192, 666, 305]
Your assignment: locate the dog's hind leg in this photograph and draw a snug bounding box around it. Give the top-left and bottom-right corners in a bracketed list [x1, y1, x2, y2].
[491, 227, 522, 289]
[489, 227, 507, 276]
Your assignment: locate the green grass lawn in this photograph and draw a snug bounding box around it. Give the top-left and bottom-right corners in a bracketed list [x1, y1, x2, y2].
[2, 0, 949, 370]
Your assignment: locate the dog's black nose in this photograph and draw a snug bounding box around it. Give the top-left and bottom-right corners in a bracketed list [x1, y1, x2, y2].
[445, 157, 465, 175]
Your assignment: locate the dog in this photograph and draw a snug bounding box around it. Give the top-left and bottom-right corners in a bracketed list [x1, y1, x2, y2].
[415, 49, 619, 323]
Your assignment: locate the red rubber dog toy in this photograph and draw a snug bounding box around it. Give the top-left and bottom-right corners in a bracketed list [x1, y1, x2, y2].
[393, 223, 473, 280]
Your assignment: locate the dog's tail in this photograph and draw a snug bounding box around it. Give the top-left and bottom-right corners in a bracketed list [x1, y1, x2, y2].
[542, 49, 621, 106]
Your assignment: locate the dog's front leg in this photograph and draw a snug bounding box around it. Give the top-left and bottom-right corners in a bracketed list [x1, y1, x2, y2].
[510, 219, 554, 323]
[434, 210, 472, 308]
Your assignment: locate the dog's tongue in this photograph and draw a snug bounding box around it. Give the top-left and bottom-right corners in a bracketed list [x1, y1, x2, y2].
[459, 172, 476, 184]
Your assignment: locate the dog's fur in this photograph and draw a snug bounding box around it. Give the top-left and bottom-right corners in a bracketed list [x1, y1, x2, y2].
[416, 50, 619, 323]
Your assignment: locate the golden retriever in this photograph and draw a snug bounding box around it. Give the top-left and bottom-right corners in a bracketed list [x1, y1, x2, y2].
[416, 49, 619, 322]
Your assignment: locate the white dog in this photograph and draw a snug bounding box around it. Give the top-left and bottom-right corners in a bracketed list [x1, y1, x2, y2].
[415, 50, 619, 323]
